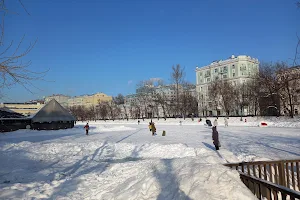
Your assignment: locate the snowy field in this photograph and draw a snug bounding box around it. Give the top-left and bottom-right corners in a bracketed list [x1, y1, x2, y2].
[0, 120, 300, 200]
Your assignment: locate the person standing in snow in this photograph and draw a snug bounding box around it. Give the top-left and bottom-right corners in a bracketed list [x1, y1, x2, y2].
[84, 123, 89, 135]
[148, 122, 152, 131]
[213, 118, 218, 127]
[151, 122, 156, 136]
[224, 118, 228, 127]
[138, 120, 140, 125]
[212, 126, 220, 150]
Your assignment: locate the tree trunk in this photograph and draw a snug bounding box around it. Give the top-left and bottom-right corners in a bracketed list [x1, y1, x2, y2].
[288, 92, 294, 118]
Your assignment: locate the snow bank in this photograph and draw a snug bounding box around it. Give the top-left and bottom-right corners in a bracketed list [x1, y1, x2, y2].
[0, 140, 255, 200]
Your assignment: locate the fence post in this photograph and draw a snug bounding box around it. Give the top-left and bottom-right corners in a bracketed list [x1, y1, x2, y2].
[278, 162, 286, 187]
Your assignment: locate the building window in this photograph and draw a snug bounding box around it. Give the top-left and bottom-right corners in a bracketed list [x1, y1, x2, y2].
[233, 73, 235, 77]
[207, 78, 211, 82]
[240, 65, 247, 71]
[232, 65, 235, 69]
[223, 74, 227, 79]
[215, 68, 218, 73]
[224, 66, 228, 72]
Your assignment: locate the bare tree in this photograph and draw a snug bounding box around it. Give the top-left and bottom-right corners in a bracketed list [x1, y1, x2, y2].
[218, 80, 235, 116]
[153, 91, 167, 119]
[87, 106, 96, 121]
[276, 62, 300, 118]
[198, 93, 208, 117]
[258, 62, 300, 118]
[106, 101, 119, 121]
[171, 64, 185, 116]
[208, 81, 220, 116]
[97, 102, 108, 121]
[294, 34, 300, 66]
[258, 62, 281, 115]
[114, 94, 128, 120]
[69, 105, 87, 121]
[246, 77, 260, 116]
[0, 0, 47, 95]
[178, 82, 197, 119]
[294, 2, 300, 65]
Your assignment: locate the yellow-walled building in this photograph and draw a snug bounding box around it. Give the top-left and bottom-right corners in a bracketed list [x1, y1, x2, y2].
[63, 93, 112, 108]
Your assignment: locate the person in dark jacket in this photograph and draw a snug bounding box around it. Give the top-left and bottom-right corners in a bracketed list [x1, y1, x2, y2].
[84, 123, 89, 135]
[212, 126, 220, 150]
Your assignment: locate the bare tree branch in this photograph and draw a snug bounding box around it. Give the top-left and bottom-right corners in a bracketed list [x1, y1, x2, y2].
[18, 0, 30, 16]
[293, 34, 300, 66]
[0, 0, 47, 95]
[171, 64, 185, 116]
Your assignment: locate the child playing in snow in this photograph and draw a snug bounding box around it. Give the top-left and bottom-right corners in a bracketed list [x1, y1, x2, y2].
[224, 118, 228, 127]
[213, 118, 218, 127]
[148, 122, 152, 131]
[151, 122, 156, 136]
[84, 123, 89, 135]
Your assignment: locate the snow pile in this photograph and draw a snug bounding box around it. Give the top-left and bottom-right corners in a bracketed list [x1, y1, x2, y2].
[0, 140, 255, 200]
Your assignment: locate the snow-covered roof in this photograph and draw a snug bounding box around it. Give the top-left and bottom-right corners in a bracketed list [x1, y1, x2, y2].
[0, 107, 25, 118]
[31, 99, 75, 123]
[0, 107, 15, 113]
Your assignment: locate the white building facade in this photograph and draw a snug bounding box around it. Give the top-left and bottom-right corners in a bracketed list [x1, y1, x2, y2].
[45, 94, 70, 108]
[196, 55, 259, 116]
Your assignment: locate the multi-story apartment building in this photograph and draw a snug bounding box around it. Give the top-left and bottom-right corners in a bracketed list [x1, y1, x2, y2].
[196, 55, 259, 116]
[67, 93, 112, 108]
[0, 102, 44, 116]
[45, 93, 112, 108]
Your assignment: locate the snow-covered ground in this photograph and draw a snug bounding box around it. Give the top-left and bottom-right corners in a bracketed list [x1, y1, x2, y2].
[0, 120, 299, 200]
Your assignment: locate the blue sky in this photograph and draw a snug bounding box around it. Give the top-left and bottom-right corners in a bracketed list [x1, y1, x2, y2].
[1, 0, 300, 102]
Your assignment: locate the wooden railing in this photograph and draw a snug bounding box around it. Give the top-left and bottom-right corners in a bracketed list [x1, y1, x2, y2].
[225, 159, 300, 191]
[225, 159, 300, 200]
[240, 172, 300, 200]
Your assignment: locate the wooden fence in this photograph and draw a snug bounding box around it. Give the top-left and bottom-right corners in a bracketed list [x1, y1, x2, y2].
[240, 173, 300, 200]
[225, 159, 300, 200]
[225, 159, 300, 191]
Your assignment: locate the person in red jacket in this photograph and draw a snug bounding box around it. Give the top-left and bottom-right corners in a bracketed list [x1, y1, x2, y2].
[84, 123, 89, 135]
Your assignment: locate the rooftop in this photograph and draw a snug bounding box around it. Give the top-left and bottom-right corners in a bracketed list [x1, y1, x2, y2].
[196, 55, 259, 71]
